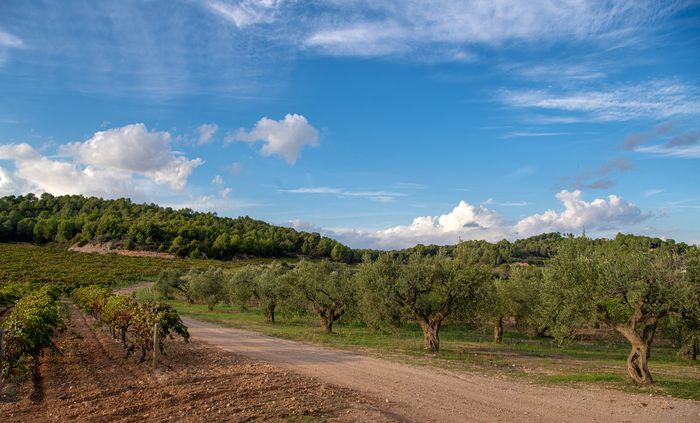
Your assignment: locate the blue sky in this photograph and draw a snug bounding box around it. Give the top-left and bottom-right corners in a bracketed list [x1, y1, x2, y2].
[1, 1, 699, 249]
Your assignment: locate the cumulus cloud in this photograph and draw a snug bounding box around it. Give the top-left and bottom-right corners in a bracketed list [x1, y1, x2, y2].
[234, 114, 318, 164]
[289, 190, 648, 249]
[513, 190, 647, 237]
[196, 123, 219, 145]
[212, 175, 224, 185]
[61, 123, 203, 190]
[0, 124, 203, 197]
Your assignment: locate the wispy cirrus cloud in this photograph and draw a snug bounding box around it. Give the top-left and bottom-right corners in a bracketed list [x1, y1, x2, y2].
[562, 157, 635, 190]
[500, 79, 700, 122]
[206, 0, 286, 28]
[624, 123, 700, 159]
[280, 186, 406, 203]
[0, 28, 25, 66]
[199, 1, 693, 62]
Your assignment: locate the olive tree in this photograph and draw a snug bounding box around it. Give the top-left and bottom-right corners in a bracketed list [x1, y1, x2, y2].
[154, 268, 192, 303]
[480, 266, 544, 342]
[666, 248, 700, 360]
[358, 253, 490, 352]
[186, 267, 226, 311]
[228, 262, 291, 323]
[543, 237, 688, 385]
[290, 260, 354, 333]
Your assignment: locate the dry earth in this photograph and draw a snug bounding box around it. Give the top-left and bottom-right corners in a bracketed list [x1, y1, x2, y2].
[69, 243, 177, 259]
[0, 304, 397, 422]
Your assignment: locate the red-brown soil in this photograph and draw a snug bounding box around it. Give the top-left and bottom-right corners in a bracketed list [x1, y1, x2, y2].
[0, 304, 398, 422]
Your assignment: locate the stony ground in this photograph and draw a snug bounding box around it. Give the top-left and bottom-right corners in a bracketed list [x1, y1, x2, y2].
[0, 304, 398, 422]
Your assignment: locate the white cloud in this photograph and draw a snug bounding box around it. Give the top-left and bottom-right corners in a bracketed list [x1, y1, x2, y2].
[234, 114, 318, 164]
[0, 124, 203, 197]
[61, 123, 203, 190]
[206, 0, 285, 28]
[299, 1, 686, 59]
[0, 29, 24, 48]
[500, 79, 700, 122]
[0, 143, 143, 197]
[513, 190, 647, 237]
[198, 1, 691, 62]
[644, 188, 664, 197]
[0, 28, 24, 66]
[212, 175, 224, 185]
[289, 190, 648, 249]
[636, 144, 700, 159]
[196, 123, 219, 145]
[281, 186, 406, 203]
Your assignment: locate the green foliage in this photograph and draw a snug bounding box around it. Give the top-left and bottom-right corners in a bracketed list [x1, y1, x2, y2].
[73, 285, 189, 363]
[1, 286, 62, 378]
[153, 268, 187, 300]
[72, 285, 111, 318]
[185, 267, 226, 310]
[226, 262, 292, 323]
[0, 193, 353, 261]
[0, 282, 34, 307]
[357, 252, 491, 351]
[289, 260, 355, 332]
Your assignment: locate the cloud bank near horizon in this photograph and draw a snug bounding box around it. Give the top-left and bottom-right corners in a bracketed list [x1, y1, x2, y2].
[289, 189, 649, 250]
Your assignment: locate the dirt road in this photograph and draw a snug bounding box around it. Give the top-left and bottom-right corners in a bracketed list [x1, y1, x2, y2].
[182, 317, 700, 423]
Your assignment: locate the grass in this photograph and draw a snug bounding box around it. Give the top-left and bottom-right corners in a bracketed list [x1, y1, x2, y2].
[152, 293, 700, 401]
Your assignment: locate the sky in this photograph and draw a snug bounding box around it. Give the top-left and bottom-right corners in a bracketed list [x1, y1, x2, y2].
[0, 0, 699, 249]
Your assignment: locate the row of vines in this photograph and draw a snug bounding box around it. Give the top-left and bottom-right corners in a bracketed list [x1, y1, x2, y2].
[1, 285, 62, 380]
[72, 286, 190, 362]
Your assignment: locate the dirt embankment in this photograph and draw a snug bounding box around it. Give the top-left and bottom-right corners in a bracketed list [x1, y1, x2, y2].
[0, 303, 397, 422]
[69, 243, 177, 259]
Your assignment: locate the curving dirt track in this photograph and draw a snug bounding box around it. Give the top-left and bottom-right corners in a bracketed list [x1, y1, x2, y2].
[182, 317, 700, 423]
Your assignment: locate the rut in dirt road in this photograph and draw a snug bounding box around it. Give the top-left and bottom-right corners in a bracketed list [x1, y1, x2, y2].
[182, 316, 700, 423]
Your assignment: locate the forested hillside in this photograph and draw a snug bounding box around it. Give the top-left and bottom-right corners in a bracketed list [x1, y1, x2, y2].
[0, 193, 354, 261]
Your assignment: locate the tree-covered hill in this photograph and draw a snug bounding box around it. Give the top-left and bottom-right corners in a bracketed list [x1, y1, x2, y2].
[0, 193, 355, 261]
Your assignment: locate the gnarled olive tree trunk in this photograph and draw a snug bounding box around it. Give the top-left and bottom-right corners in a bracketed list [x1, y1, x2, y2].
[417, 315, 444, 352]
[615, 315, 659, 385]
[493, 317, 504, 343]
[317, 305, 344, 333]
[264, 301, 276, 323]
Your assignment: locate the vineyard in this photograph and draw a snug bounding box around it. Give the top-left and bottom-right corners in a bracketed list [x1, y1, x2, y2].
[0, 243, 268, 289]
[72, 286, 189, 362]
